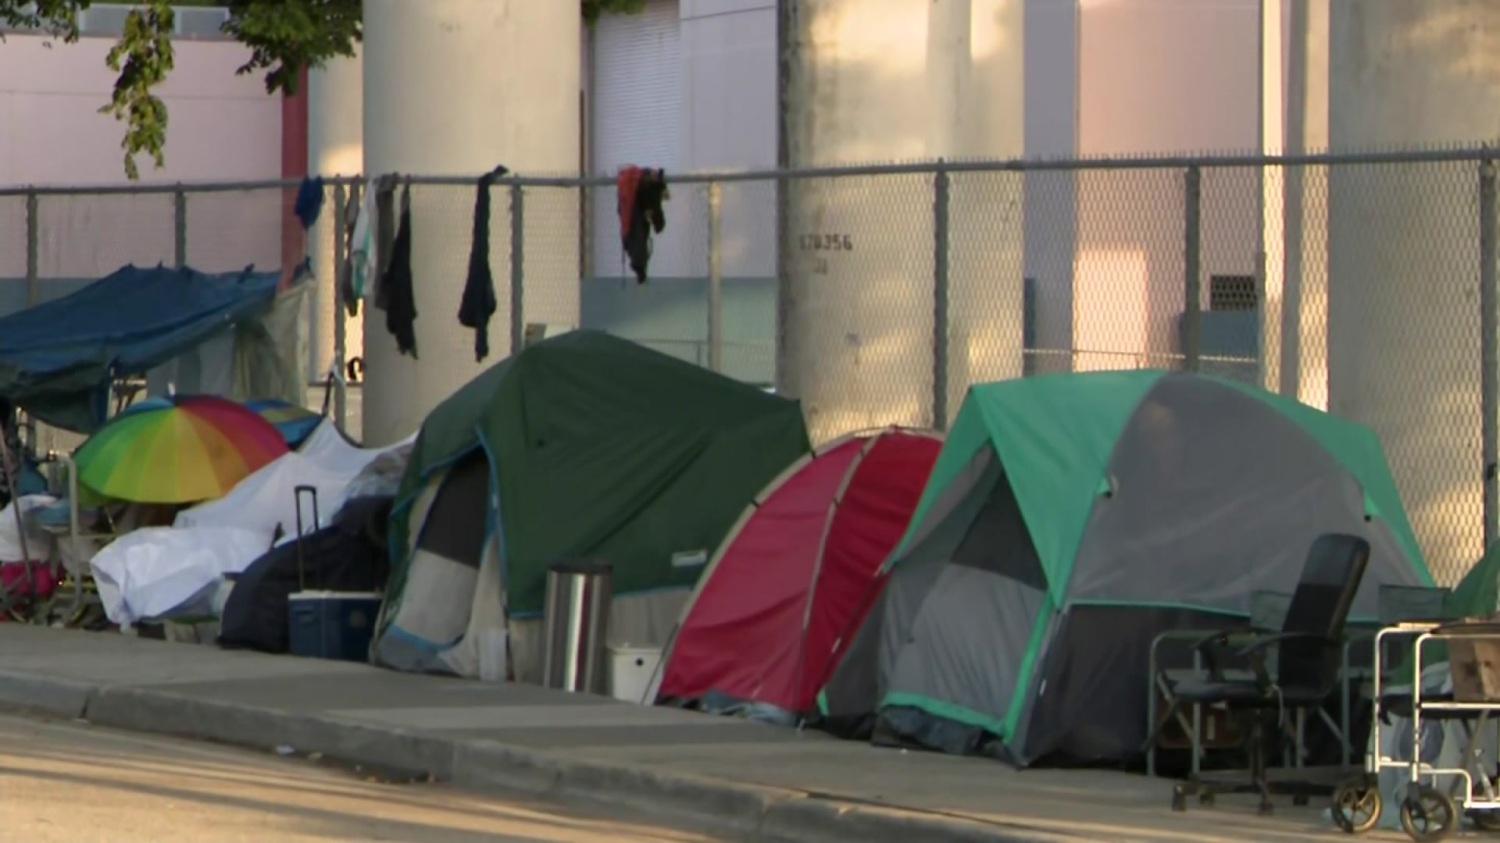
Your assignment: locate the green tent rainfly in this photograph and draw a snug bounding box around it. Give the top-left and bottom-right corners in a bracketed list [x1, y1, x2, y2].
[372, 331, 810, 678]
[816, 369, 1433, 768]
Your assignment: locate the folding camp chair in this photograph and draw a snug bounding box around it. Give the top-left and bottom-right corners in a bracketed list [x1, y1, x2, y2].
[1148, 533, 1370, 815]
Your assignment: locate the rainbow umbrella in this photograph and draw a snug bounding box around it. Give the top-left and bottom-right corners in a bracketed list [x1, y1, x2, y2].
[74, 394, 289, 504]
[244, 398, 323, 448]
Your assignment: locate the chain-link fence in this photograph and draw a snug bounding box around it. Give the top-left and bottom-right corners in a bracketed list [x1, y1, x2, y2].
[3, 149, 1498, 585]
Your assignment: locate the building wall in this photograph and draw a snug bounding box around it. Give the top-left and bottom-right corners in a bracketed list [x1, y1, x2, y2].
[582, 0, 1268, 389]
[0, 31, 285, 306]
[1023, 0, 1081, 374]
[0, 34, 282, 187]
[1071, 0, 1261, 372]
[584, 0, 779, 377]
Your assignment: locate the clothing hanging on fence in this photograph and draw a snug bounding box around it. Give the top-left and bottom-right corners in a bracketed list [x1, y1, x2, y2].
[616, 166, 669, 284]
[379, 184, 418, 359]
[294, 177, 325, 230]
[458, 165, 509, 363]
[339, 183, 363, 317]
[345, 175, 390, 316]
[371, 176, 399, 311]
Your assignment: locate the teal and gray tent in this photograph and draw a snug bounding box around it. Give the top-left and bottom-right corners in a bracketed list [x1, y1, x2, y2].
[371, 330, 810, 681]
[815, 369, 1432, 767]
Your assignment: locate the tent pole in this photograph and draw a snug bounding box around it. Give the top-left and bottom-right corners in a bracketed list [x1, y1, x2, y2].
[791, 434, 877, 706]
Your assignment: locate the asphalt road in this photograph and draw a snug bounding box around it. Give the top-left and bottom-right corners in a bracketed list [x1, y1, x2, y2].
[0, 713, 732, 842]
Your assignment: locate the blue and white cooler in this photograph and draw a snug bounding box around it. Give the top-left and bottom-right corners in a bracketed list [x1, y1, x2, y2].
[287, 590, 383, 662]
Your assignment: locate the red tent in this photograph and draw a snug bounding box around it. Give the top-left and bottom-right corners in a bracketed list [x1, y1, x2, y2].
[656, 427, 942, 715]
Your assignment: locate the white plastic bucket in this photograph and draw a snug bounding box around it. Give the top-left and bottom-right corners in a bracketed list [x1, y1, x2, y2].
[608, 645, 663, 704]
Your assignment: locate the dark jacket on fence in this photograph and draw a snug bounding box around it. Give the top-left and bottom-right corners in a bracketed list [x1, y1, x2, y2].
[380, 184, 418, 359]
[616, 166, 669, 284]
[458, 165, 510, 362]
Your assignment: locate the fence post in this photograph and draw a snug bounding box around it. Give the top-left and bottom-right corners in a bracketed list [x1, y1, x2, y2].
[331, 181, 349, 433]
[932, 161, 952, 431]
[24, 190, 38, 308]
[707, 181, 724, 373]
[509, 183, 526, 354]
[173, 187, 187, 269]
[1183, 166, 1203, 372]
[1480, 158, 1498, 550]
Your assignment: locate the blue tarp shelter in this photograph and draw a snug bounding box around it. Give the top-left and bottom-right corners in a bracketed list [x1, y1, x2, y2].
[0, 263, 281, 432]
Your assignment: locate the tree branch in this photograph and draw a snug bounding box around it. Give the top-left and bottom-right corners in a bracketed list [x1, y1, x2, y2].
[0, 0, 87, 41]
[98, 0, 175, 179]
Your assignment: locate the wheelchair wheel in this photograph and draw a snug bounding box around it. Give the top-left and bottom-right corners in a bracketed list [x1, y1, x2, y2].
[1400, 784, 1457, 842]
[1332, 775, 1382, 834]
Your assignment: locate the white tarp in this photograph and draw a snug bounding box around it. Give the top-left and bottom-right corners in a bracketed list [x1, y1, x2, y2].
[0, 494, 57, 563]
[91, 525, 269, 625]
[298, 418, 416, 477]
[174, 452, 356, 544]
[171, 419, 416, 548]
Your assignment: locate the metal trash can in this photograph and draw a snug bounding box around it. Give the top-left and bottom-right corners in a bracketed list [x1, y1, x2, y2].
[541, 558, 613, 694]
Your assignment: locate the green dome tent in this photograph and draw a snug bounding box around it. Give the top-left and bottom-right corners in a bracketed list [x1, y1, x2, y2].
[1448, 541, 1500, 619]
[816, 369, 1433, 767]
[371, 330, 810, 680]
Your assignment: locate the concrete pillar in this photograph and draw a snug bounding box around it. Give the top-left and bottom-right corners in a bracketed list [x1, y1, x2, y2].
[1328, 0, 1500, 583]
[307, 48, 364, 392]
[1282, 0, 1329, 410]
[782, 0, 1025, 443]
[361, 0, 582, 445]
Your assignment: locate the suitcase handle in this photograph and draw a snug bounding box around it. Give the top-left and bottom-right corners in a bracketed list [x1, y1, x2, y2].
[293, 485, 320, 592]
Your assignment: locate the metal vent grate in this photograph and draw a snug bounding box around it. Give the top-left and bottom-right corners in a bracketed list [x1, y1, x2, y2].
[1209, 274, 1257, 312]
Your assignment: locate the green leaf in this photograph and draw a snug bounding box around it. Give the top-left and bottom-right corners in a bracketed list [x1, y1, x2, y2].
[583, 0, 646, 25]
[0, 0, 89, 42]
[221, 0, 362, 96]
[97, 0, 175, 179]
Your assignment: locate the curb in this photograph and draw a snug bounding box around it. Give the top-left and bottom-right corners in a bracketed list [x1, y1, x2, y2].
[0, 669, 1065, 843]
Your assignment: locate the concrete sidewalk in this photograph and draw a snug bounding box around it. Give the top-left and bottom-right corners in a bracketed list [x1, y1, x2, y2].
[0, 626, 1360, 842]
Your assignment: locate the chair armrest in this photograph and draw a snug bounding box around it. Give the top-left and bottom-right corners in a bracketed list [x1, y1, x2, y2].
[1232, 630, 1337, 658]
[1191, 625, 1273, 679]
[1189, 625, 1261, 648]
[1232, 631, 1339, 690]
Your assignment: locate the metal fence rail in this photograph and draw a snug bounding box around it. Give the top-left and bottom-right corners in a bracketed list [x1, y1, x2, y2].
[2, 147, 1497, 586]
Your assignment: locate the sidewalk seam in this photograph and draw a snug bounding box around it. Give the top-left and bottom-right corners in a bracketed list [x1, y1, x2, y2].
[0, 668, 1054, 843]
